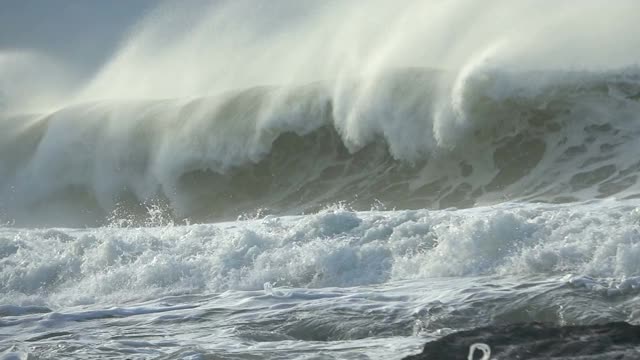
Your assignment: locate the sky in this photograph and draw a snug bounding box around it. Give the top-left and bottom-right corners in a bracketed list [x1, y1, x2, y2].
[0, 0, 157, 73]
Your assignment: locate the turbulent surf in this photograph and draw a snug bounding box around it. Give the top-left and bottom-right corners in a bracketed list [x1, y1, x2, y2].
[2, 0, 640, 359]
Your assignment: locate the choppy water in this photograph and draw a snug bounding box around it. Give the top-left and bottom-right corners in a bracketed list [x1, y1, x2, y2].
[3, 202, 640, 358]
[2, 0, 640, 359]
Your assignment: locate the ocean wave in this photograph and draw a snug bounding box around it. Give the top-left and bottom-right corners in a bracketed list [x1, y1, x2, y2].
[1, 68, 640, 226]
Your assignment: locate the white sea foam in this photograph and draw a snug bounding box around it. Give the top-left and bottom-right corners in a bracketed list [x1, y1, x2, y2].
[1, 200, 639, 308]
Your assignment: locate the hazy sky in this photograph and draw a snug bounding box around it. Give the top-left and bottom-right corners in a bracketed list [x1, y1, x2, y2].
[0, 0, 157, 72]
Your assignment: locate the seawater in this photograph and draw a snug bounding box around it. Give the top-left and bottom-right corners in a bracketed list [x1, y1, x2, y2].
[2, 201, 640, 358]
[2, 1, 640, 358]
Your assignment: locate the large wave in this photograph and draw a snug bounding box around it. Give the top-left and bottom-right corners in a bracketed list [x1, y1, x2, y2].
[1, 68, 640, 226]
[2, 0, 640, 226]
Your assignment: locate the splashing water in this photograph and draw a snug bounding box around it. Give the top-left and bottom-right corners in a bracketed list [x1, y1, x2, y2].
[2, 1, 640, 359]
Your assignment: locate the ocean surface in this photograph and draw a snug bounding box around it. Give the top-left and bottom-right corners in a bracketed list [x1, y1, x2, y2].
[2, 1, 640, 359]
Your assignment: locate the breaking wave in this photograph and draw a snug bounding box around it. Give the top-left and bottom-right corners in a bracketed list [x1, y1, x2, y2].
[2, 0, 640, 226]
[2, 67, 640, 226]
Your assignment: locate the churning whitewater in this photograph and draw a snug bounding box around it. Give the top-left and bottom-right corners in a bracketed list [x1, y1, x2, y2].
[2, 0, 640, 359]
